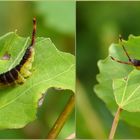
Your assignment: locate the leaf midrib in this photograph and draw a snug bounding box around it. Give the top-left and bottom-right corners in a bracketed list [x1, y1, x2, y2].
[118, 71, 140, 107]
[8, 37, 29, 70]
[122, 84, 140, 106]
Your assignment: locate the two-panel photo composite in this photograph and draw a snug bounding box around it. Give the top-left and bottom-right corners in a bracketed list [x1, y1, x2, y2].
[0, 1, 140, 139]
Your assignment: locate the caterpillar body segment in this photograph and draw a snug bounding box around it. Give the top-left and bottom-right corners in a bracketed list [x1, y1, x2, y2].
[0, 18, 36, 86]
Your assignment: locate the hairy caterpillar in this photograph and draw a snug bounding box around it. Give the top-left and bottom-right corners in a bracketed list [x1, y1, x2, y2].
[0, 17, 36, 85]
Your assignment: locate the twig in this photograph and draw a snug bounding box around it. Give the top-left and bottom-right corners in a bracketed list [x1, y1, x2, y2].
[109, 107, 122, 140]
[47, 94, 75, 139]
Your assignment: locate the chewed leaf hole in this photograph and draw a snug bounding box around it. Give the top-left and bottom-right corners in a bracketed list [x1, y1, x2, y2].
[1, 52, 11, 60]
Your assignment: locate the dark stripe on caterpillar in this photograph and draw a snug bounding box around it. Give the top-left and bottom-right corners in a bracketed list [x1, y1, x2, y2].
[0, 17, 36, 85]
[0, 67, 19, 84]
[0, 74, 8, 84]
[20, 47, 32, 66]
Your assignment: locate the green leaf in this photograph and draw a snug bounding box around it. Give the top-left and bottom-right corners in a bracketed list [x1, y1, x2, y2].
[94, 35, 140, 127]
[36, 1, 75, 34]
[113, 69, 140, 112]
[0, 32, 30, 73]
[0, 32, 75, 129]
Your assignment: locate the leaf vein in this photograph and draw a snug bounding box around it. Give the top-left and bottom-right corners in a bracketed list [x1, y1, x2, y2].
[0, 64, 75, 110]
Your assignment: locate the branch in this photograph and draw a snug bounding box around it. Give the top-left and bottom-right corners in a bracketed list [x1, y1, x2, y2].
[109, 107, 122, 140]
[47, 94, 75, 139]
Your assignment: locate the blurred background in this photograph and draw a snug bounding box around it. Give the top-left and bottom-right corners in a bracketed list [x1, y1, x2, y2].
[0, 1, 75, 139]
[77, 1, 140, 139]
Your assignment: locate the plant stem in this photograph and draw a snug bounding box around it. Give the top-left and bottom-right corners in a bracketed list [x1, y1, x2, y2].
[47, 94, 75, 139]
[109, 107, 122, 140]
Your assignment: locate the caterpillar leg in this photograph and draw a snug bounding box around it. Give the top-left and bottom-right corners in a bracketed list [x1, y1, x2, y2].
[20, 48, 35, 78]
[16, 71, 26, 84]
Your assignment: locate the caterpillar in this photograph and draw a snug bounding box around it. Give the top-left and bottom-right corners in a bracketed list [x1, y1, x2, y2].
[0, 17, 36, 86]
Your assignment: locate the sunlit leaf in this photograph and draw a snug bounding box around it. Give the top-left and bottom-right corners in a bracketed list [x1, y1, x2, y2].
[113, 69, 140, 112]
[0, 32, 75, 129]
[94, 35, 140, 127]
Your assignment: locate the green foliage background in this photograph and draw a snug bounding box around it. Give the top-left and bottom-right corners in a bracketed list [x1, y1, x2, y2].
[77, 1, 140, 139]
[0, 1, 75, 139]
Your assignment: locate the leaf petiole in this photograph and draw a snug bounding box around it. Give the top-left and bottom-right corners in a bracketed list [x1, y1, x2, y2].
[109, 107, 122, 140]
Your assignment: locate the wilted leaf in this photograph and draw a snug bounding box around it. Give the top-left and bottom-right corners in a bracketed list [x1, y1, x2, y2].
[0, 32, 75, 129]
